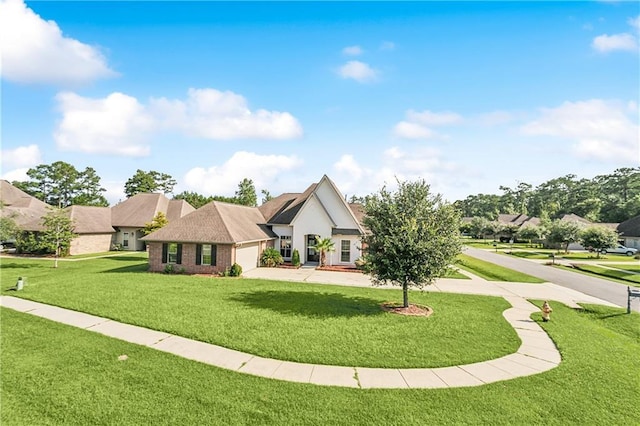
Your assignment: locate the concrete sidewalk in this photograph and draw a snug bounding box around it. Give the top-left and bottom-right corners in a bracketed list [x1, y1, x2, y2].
[1, 294, 560, 389]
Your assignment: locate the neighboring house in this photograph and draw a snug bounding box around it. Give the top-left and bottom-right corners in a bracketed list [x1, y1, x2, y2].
[142, 175, 365, 274]
[617, 215, 640, 249]
[497, 213, 540, 228]
[111, 193, 194, 250]
[141, 201, 277, 274]
[560, 213, 620, 250]
[0, 180, 49, 233]
[66, 206, 115, 255]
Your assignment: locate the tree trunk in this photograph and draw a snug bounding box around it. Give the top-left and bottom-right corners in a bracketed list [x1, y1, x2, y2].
[403, 282, 409, 308]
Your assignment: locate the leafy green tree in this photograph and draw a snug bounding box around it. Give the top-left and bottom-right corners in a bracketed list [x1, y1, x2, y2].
[142, 212, 169, 236]
[468, 217, 491, 239]
[487, 221, 503, 241]
[0, 212, 20, 243]
[73, 167, 109, 206]
[311, 236, 335, 267]
[546, 220, 582, 253]
[174, 191, 215, 209]
[261, 189, 273, 205]
[260, 247, 284, 267]
[580, 227, 619, 258]
[15, 161, 107, 207]
[517, 225, 543, 246]
[40, 208, 77, 268]
[235, 178, 257, 207]
[453, 193, 500, 219]
[124, 170, 176, 197]
[363, 179, 462, 308]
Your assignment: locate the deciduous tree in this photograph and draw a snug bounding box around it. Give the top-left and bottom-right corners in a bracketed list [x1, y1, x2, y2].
[546, 220, 582, 253]
[235, 178, 257, 207]
[580, 226, 619, 258]
[40, 208, 77, 267]
[363, 179, 462, 308]
[142, 212, 169, 236]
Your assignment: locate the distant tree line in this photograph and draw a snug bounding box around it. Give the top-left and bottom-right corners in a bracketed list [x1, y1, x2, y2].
[454, 167, 640, 223]
[12, 161, 271, 209]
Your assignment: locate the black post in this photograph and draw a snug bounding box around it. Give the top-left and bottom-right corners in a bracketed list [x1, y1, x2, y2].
[628, 286, 632, 315]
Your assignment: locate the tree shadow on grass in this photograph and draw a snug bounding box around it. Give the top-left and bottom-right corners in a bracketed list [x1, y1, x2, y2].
[0, 263, 42, 269]
[228, 290, 386, 318]
[101, 264, 149, 273]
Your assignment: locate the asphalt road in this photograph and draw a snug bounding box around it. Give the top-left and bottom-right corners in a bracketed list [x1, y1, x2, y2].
[463, 247, 640, 312]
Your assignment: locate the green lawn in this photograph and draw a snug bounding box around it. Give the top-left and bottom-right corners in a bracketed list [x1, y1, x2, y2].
[0, 256, 516, 368]
[456, 254, 545, 283]
[568, 264, 640, 287]
[3, 302, 638, 424]
[606, 264, 640, 273]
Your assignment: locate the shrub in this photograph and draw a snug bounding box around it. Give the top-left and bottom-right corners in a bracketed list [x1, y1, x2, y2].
[291, 248, 301, 267]
[354, 257, 366, 270]
[229, 263, 242, 277]
[164, 264, 175, 274]
[261, 247, 284, 267]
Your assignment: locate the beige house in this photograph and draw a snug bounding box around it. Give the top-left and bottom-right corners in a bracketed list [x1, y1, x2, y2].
[617, 216, 640, 249]
[66, 206, 114, 255]
[111, 193, 194, 250]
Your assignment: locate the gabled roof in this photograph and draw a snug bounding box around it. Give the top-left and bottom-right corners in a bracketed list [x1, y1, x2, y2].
[0, 180, 49, 231]
[349, 203, 365, 228]
[560, 213, 592, 225]
[266, 184, 317, 225]
[65, 206, 115, 234]
[258, 193, 300, 224]
[111, 193, 194, 228]
[617, 215, 640, 237]
[141, 201, 276, 244]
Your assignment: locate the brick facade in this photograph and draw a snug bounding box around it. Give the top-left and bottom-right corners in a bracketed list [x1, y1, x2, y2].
[148, 242, 233, 274]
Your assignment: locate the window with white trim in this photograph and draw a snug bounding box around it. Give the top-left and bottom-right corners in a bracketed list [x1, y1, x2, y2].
[341, 240, 350, 262]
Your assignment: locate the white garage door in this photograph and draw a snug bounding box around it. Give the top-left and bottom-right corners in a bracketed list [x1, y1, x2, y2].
[235, 243, 260, 272]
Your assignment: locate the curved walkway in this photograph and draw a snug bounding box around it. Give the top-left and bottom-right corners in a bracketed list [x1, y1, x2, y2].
[1, 295, 560, 389]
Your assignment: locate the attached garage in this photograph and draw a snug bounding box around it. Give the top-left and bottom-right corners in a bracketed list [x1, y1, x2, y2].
[235, 242, 260, 272]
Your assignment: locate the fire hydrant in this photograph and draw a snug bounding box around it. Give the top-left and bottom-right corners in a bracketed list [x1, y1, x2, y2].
[541, 301, 552, 322]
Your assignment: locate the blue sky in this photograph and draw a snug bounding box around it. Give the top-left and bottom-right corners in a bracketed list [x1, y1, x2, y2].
[1, 1, 638, 205]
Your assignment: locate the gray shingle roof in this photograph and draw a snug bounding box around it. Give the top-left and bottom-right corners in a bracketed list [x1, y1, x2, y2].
[141, 201, 275, 244]
[111, 193, 194, 228]
[267, 183, 317, 224]
[66, 206, 115, 234]
[0, 180, 49, 231]
[618, 215, 640, 237]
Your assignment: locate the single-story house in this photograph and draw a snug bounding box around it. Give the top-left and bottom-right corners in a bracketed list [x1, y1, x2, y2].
[66, 206, 115, 255]
[0, 179, 49, 234]
[560, 213, 620, 250]
[141, 201, 277, 274]
[141, 175, 365, 273]
[617, 215, 640, 249]
[111, 193, 194, 250]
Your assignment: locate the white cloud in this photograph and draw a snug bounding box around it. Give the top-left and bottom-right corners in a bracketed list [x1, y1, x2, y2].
[628, 15, 640, 31]
[332, 147, 460, 197]
[393, 109, 462, 140]
[337, 61, 378, 83]
[183, 151, 303, 196]
[150, 88, 303, 140]
[53, 88, 303, 157]
[0, 144, 42, 169]
[54, 92, 154, 157]
[342, 45, 363, 56]
[380, 41, 395, 51]
[1, 168, 30, 182]
[393, 121, 435, 139]
[0, 0, 115, 85]
[102, 181, 127, 206]
[521, 99, 639, 163]
[592, 33, 638, 52]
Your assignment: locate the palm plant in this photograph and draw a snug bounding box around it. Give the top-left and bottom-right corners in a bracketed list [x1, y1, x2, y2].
[311, 236, 335, 267]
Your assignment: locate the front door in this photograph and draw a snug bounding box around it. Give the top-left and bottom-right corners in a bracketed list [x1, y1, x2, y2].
[306, 235, 319, 262]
